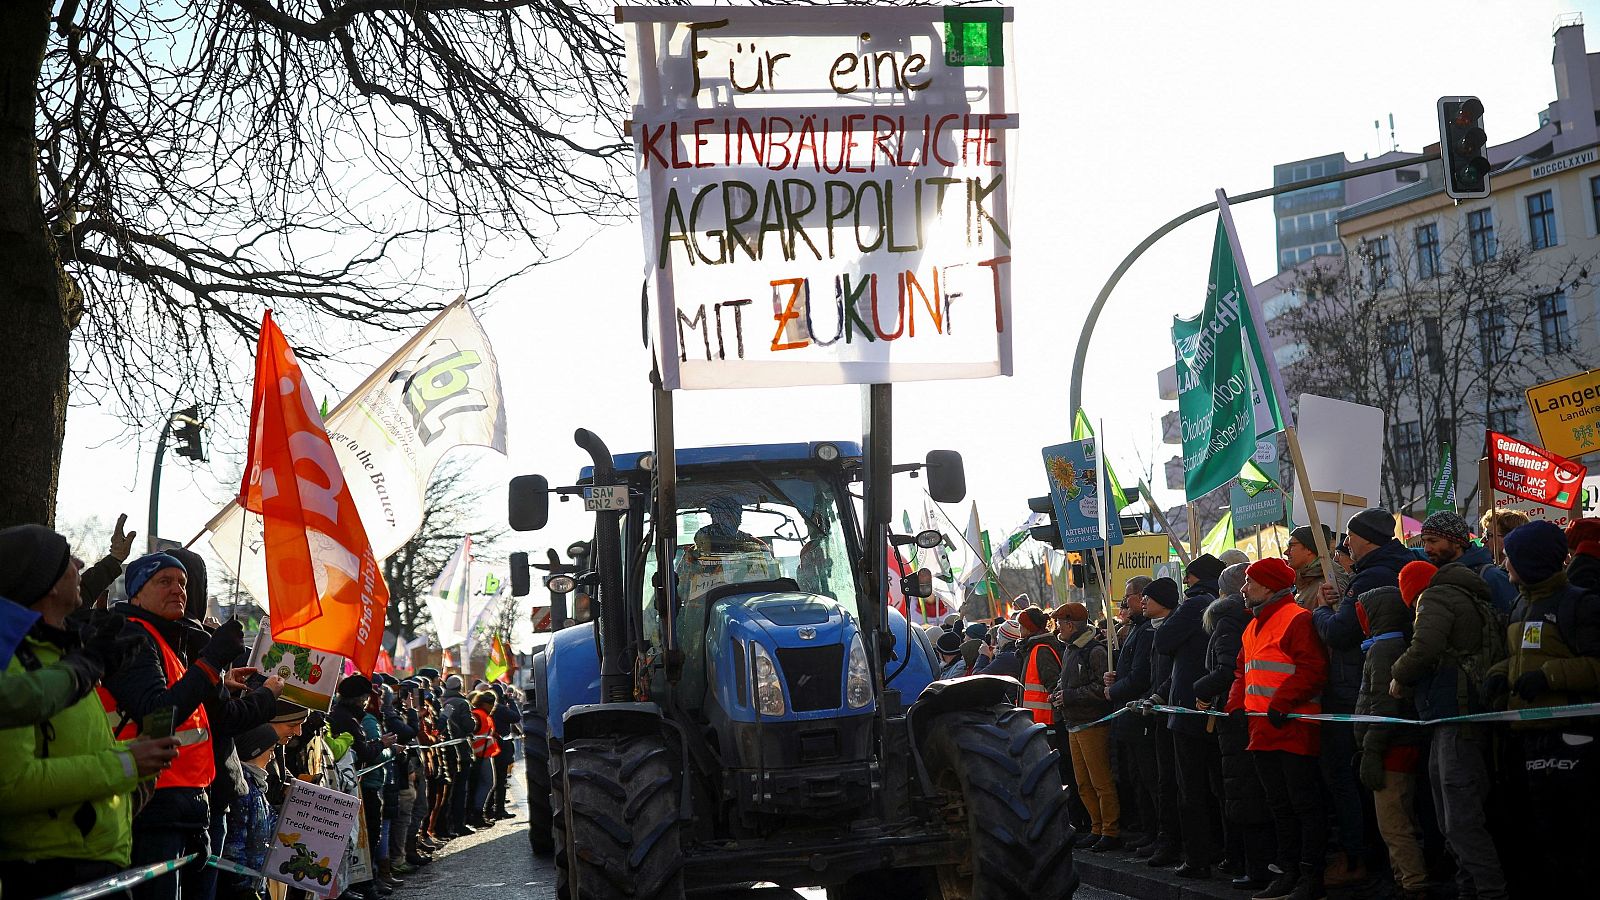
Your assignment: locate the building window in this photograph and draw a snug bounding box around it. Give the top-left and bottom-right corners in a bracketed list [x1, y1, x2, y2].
[1382, 321, 1413, 378]
[1415, 223, 1440, 279]
[1540, 291, 1570, 353]
[1527, 190, 1558, 250]
[1422, 316, 1444, 375]
[1468, 208, 1496, 264]
[1391, 420, 1424, 484]
[1489, 406, 1521, 436]
[1366, 235, 1393, 288]
[1477, 304, 1507, 365]
[1591, 175, 1600, 234]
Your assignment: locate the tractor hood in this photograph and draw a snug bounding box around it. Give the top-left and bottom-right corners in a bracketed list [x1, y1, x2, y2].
[707, 589, 866, 723]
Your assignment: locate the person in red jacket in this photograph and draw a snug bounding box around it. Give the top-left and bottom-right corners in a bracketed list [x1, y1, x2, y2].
[1226, 557, 1329, 900]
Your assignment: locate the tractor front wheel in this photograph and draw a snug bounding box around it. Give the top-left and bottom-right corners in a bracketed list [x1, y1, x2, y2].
[526, 708, 553, 854]
[562, 732, 684, 900]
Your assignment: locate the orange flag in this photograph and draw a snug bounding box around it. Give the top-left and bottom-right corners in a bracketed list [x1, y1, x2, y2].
[240, 311, 389, 674]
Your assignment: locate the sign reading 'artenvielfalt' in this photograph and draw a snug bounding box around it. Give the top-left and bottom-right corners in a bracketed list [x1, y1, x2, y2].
[622, 7, 1017, 390]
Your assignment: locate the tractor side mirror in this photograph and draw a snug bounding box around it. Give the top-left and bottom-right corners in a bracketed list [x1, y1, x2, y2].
[508, 475, 550, 531]
[510, 551, 531, 597]
[924, 450, 967, 503]
[901, 568, 933, 599]
[914, 529, 944, 550]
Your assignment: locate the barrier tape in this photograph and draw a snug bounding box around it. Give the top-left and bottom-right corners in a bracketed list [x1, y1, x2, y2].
[352, 737, 471, 779]
[37, 854, 198, 900]
[1065, 700, 1600, 733]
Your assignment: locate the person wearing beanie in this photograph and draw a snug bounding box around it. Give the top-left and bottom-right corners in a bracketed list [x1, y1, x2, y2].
[1193, 563, 1272, 890]
[980, 618, 1026, 680]
[103, 551, 281, 900]
[1287, 524, 1343, 611]
[964, 621, 989, 642]
[0, 524, 148, 729]
[1159, 560, 1226, 878]
[220, 724, 280, 899]
[1310, 509, 1413, 888]
[1419, 510, 1515, 616]
[0, 527, 183, 899]
[1396, 561, 1436, 609]
[1142, 577, 1181, 612]
[330, 674, 393, 896]
[439, 671, 477, 837]
[1106, 580, 1159, 858]
[1351, 582, 1427, 900]
[1219, 548, 1252, 568]
[1482, 520, 1600, 895]
[1565, 517, 1600, 593]
[1390, 525, 1508, 900]
[1013, 606, 1064, 728]
[935, 629, 968, 679]
[1136, 577, 1184, 867]
[1227, 556, 1329, 900]
[1052, 599, 1118, 851]
[1186, 553, 1226, 586]
[942, 613, 961, 633]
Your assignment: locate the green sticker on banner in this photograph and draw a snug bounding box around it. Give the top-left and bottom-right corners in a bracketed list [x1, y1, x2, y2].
[944, 8, 1004, 67]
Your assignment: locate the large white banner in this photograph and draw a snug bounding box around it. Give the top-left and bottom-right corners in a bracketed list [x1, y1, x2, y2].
[208, 299, 506, 605]
[622, 6, 1018, 390]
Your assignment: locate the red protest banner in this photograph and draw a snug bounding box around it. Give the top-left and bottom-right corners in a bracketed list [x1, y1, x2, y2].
[1489, 431, 1587, 510]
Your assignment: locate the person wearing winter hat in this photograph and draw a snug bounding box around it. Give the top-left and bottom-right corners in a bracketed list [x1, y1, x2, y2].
[935, 630, 967, 678]
[1312, 510, 1413, 888]
[105, 550, 281, 900]
[1161, 562, 1227, 879]
[1135, 577, 1185, 868]
[1390, 530, 1508, 900]
[1227, 556, 1328, 900]
[0, 524, 146, 728]
[0, 526, 182, 899]
[1565, 517, 1600, 592]
[1106, 580, 1159, 857]
[979, 618, 1026, 680]
[1351, 580, 1428, 900]
[1482, 519, 1600, 896]
[1287, 524, 1343, 611]
[1219, 548, 1252, 568]
[220, 722, 283, 900]
[1192, 564, 1273, 890]
[1012, 606, 1064, 727]
[1419, 510, 1515, 615]
[1051, 601, 1118, 851]
[942, 613, 961, 633]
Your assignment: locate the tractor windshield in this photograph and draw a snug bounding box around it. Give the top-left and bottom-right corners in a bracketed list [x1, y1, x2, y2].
[642, 466, 859, 702]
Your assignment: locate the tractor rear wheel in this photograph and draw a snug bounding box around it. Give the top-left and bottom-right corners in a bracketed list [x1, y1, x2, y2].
[922, 706, 1078, 900]
[562, 732, 683, 900]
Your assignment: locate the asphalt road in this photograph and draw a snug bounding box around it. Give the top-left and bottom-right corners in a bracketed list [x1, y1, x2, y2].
[393, 773, 1136, 900]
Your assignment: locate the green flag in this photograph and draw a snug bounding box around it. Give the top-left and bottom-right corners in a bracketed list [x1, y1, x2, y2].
[1173, 218, 1284, 501]
[1072, 409, 1130, 511]
[1238, 459, 1278, 497]
[1201, 510, 1235, 557]
[1426, 443, 1457, 516]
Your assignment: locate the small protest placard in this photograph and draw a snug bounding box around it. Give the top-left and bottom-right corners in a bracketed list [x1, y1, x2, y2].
[264, 780, 359, 898]
[249, 619, 343, 711]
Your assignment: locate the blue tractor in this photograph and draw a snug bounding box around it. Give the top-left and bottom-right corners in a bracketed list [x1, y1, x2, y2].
[509, 395, 1077, 900]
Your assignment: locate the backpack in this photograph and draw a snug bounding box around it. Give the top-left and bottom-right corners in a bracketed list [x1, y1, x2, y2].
[1452, 585, 1507, 714]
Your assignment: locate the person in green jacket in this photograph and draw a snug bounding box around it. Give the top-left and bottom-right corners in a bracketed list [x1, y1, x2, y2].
[0, 526, 138, 728]
[0, 524, 180, 900]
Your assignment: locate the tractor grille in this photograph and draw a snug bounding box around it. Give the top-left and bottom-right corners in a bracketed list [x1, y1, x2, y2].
[776, 645, 844, 712]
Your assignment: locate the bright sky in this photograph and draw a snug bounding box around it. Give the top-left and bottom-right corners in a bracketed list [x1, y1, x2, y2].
[53, 0, 1598, 580]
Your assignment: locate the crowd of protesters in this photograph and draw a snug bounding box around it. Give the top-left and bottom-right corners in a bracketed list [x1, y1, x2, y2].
[933, 506, 1600, 900]
[0, 521, 523, 900]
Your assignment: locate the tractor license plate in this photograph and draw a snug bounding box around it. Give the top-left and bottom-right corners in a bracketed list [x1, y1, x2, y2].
[583, 485, 629, 511]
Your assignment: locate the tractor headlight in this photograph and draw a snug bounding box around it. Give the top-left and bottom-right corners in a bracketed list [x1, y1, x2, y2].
[846, 634, 872, 709]
[750, 642, 786, 717]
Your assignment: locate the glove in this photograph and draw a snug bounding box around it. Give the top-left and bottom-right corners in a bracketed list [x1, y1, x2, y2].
[1483, 671, 1509, 704]
[200, 620, 247, 669]
[1267, 707, 1291, 729]
[77, 611, 140, 679]
[1514, 669, 1550, 702]
[1358, 750, 1387, 792]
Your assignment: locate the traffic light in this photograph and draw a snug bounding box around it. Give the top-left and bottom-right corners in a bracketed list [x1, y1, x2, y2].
[1027, 495, 1061, 549]
[1437, 96, 1489, 200]
[172, 406, 205, 462]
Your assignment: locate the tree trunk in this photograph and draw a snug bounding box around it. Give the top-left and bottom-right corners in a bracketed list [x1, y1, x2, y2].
[0, 1, 74, 529]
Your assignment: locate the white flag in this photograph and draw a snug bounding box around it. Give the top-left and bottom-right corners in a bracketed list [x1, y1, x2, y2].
[208, 298, 506, 605]
[393, 634, 428, 672]
[960, 504, 989, 590]
[425, 537, 478, 648]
